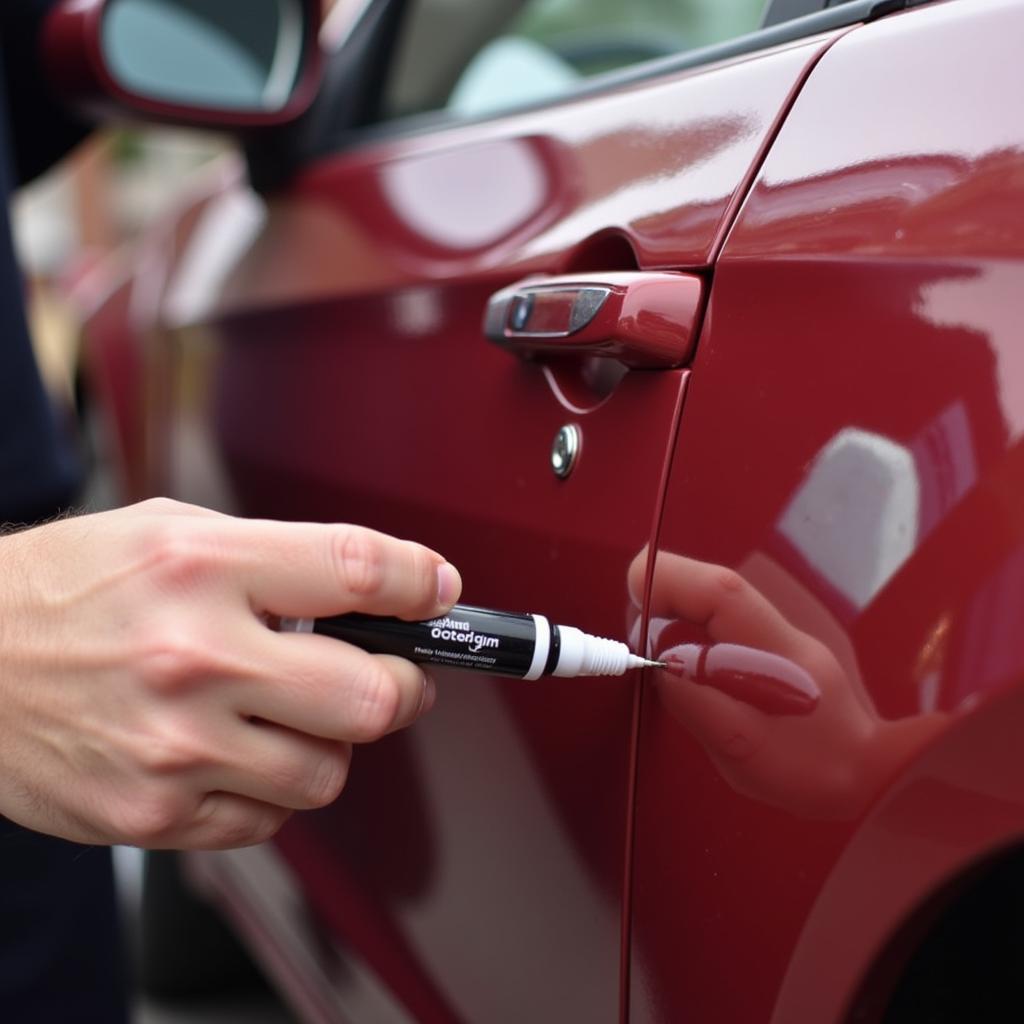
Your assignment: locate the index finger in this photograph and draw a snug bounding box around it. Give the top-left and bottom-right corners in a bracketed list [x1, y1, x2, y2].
[223, 519, 462, 621]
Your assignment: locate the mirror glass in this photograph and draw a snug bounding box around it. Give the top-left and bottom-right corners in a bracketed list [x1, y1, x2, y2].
[101, 0, 305, 112]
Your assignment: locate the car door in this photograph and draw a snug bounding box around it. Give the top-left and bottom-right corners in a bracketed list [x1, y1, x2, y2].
[132, 1, 927, 1020]
[627, 1, 1024, 1021]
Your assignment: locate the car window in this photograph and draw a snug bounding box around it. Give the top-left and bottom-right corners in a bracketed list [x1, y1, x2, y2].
[383, 0, 768, 121]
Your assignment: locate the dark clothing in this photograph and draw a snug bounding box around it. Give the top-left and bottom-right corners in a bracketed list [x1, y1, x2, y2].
[1, 4, 128, 1021]
[0, 0, 83, 508]
[3, 0, 94, 185]
[0, 0, 85, 523]
[0, 820, 127, 1024]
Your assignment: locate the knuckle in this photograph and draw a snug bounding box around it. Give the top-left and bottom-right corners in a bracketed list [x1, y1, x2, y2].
[136, 626, 211, 692]
[346, 661, 400, 741]
[112, 788, 188, 846]
[247, 807, 292, 846]
[248, 808, 291, 846]
[134, 721, 211, 775]
[203, 803, 291, 850]
[135, 496, 185, 516]
[710, 567, 746, 600]
[798, 641, 836, 683]
[205, 814, 251, 849]
[332, 528, 385, 600]
[139, 520, 223, 593]
[412, 546, 440, 609]
[303, 748, 350, 809]
[145, 528, 212, 591]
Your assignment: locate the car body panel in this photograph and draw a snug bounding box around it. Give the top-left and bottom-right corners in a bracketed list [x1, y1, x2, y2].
[106, 27, 851, 1024]
[75, 0, 1024, 1020]
[629, 2, 1024, 1021]
[197, 30, 843, 322]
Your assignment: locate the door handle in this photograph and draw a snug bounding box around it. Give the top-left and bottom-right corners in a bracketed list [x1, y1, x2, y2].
[483, 271, 703, 368]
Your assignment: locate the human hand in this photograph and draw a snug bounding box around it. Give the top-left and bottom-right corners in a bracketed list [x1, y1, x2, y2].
[630, 550, 944, 819]
[0, 498, 461, 849]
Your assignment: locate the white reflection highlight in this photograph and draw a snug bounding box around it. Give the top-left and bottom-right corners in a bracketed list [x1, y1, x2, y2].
[164, 187, 267, 327]
[320, 0, 377, 52]
[778, 428, 919, 608]
[392, 286, 443, 336]
[381, 140, 547, 250]
[399, 680, 613, 1023]
[187, 844, 414, 1024]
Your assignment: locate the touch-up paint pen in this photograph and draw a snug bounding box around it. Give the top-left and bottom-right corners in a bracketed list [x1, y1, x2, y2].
[282, 604, 664, 679]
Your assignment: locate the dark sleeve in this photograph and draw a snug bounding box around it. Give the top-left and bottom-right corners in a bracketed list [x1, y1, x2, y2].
[0, 0, 93, 184]
[0, 3, 86, 520]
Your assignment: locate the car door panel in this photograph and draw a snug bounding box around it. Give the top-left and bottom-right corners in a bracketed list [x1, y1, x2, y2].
[629, 2, 1024, 1021]
[193, 32, 846, 322]
[118, 23, 852, 1024]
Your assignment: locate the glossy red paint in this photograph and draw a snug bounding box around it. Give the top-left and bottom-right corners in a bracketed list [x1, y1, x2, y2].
[202, 33, 844, 319]
[630, 2, 1024, 1021]
[79, 0, 1024, 1018]
[193, 304, 688, 1023]
[42, 0, 323, 129]
[128, 29, 847, 1024]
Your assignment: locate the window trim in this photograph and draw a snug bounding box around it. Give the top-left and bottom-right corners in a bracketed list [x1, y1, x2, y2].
[247, 0, 936, 187]
[341, 0, 932, 148]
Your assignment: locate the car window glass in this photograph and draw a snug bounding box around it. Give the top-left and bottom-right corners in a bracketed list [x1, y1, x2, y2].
[383, 0, 768, 121]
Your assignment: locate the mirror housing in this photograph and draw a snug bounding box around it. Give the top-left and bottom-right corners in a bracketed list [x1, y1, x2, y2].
[43, 0, 323, 129]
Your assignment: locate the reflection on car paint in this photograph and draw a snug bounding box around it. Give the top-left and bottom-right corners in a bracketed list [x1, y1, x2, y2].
[380, 139, 553, 250]
[641, 548, 946, 821]
[661, 642, 820, 716]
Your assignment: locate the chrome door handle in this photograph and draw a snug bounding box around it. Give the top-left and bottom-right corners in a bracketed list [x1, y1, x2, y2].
[483, 271, 704, 368]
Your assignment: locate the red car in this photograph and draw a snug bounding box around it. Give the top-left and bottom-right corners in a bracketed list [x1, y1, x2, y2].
[52, 0, 1024, 1019]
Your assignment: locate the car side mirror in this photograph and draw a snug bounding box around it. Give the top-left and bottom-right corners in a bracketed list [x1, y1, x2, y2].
[43, 0, 323, 129]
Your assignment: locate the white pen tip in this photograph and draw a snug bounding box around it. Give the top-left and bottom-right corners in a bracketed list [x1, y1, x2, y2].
[627, 654, 665, 670]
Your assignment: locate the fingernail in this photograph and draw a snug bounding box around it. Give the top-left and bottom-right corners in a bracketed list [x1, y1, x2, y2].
[419, 672, 437, 715]
[436, 562, 462, 608]
[659, 642, 820, 716]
